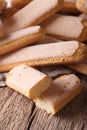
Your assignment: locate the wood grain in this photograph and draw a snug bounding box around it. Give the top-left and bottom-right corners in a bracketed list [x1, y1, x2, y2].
[0, 87, 34, 130]
[0, 75, 87, 130]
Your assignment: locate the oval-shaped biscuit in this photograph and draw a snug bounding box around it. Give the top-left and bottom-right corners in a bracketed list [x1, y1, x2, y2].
[0, 41, 86, 72]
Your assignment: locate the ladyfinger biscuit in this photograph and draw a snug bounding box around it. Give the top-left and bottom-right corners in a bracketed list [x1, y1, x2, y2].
[0, 0, 6, 11]
[0, 26, 45, 55]
[11, 0, 32, 9]
[41, 14, 87, 42]
[5, 0, 11, 8]
[0, 0, 6, 37]
[0, 0, 64, 34]
[66, 60, 87, 75]
[0, 41, 86, 72]
[76, 0, 87, 13]
[60, 0, 79, 14]
[2, 8, 18, 21]
[34, 74, 82, 114]
[6, 64, 52, 99]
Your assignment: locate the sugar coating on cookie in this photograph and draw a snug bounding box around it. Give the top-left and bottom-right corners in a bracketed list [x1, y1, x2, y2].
[5, 0, 11, 8]
[0, 41, 80, 65]
[6, 64, 52, 99]
[34, 74, 82, 114]
[41, 14, 84, 39]
[0, 26, 41, 45]
[0, 0, 64, 33]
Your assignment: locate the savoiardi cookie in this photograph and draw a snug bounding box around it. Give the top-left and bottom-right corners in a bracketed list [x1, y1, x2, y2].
[0, 26, 45, 55]
[0, 0, 64, 34]
[6, 64, 52, 99]
[34, 74, 82, 114]
[0, 41, 86, 72]
[41, 14, 87, 42]
[76, 0, 87, 13]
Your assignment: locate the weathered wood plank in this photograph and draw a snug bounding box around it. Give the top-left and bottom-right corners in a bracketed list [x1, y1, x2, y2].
[0, 87, 34, 130]
[28, 76, 87, 130]
[0, 74, 87, 130]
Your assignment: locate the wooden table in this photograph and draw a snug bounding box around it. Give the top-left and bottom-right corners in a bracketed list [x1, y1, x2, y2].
[0, 73, 87, 130]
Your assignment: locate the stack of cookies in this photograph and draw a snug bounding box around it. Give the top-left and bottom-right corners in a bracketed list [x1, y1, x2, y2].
[0, 0, 87, 115]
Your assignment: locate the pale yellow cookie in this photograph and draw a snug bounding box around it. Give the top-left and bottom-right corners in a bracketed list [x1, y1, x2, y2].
[41, 14, 87, 42]
[2, 8, 18, 21]
[66, 60, 87, 75]
[0, 0, 64, 34]
[0, 26, 45, 55]
[60, 0, 79, 14]
[0, 0, 6, 11]
[76, 0, 87, 13]
[6, 64, 52, 99]
[0, 0, 6, 37]
[0, 41, 86, 72]
[34, 74, 82, 114]
[11, 0, 32, 9]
